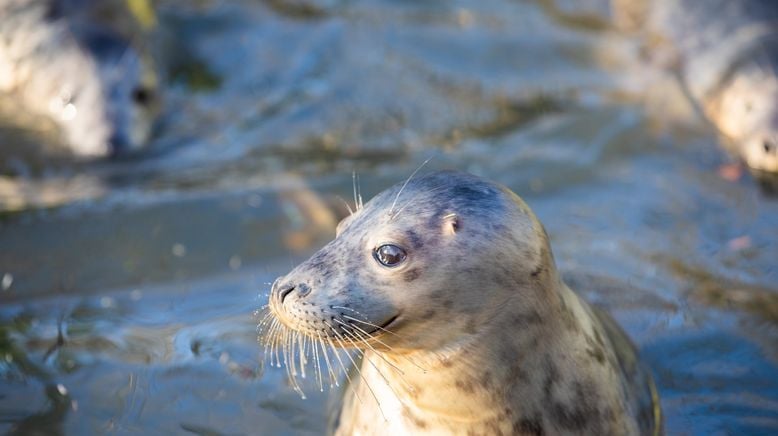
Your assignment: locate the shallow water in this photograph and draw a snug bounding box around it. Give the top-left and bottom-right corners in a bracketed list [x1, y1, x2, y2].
[1, 0, 777, 434]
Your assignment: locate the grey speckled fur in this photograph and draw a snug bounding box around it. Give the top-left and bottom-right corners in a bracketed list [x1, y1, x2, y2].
[612, 0, 778, 172]
[268, 170, 662, 436]
[0, 0, 159, 157]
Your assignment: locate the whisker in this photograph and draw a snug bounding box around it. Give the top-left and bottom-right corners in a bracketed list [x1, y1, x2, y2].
[298, 332, 307, 379]
[316, 331, 339, 388]
[259, 315, 274, 340]
[254, 304, 270, 319]
[345, 320, 428, 373]
[325, 335, 364, 406]
[357, 173, 363, 210]
[262, 323, 274, 365]
[288, 332, 298, 377]
[283, 327, 292, 370]
[339, 314, 402, 338]
[389, 156, 433, 215]
[256, 315, 270, 336]
[337, 321, 416, 393]
[336, 195, 354, 216]
[341, 321, 410, 373]
[335, 305, 445, 359]
[263, 319, 281, 366]
[330, 329, 388, 421]
[281, 328, 304, 396]
[272, 322, 285, 368]
[312, 333, 324, 392]
[256, 312, 274, 334]
[272, 323, 284, 368]
[346, 329, 410, 400]
[334, 309, 433, 371]
[352, 171, 359, 211]
[392, 183, 449, 220]
[334, 318, 405, 375]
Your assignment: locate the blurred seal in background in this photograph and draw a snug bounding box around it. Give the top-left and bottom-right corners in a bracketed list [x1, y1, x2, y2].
[0, 0, 161, 158]
[612, 0, 778, 174]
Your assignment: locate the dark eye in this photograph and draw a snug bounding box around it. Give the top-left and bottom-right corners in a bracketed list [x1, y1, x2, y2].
[374, 244, 407, 267]
[132, 87, 153, 105]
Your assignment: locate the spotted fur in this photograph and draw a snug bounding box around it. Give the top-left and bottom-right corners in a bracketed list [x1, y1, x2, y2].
[265, 170, 662, 435]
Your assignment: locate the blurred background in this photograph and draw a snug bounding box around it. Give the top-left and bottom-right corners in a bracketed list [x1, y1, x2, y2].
[1, 0, 777, 434]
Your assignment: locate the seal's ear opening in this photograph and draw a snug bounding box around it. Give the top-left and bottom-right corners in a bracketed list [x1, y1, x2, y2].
[443, 213, 459, 236]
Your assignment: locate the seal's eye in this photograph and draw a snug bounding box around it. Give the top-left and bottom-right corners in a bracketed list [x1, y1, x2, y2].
[374, 244, 407, 267]
[132, 87, 154, 106]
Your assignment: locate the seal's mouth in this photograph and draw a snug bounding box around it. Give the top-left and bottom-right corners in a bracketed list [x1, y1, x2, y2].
[365, 313, 400, 336]
[381, 313, 400, 329]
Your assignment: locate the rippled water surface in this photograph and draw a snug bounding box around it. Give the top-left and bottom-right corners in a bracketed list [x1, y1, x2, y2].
[1, 0, 777, 434]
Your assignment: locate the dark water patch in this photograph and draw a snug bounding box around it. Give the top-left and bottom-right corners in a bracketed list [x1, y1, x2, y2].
[0, 272, 329, 434]
[643, 328, 778, 434]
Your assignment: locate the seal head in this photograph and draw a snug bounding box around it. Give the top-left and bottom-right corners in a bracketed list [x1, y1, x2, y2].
[706, 60, 778, 173]
[269, 171, 546, 353]
[60, 27, 160, 157]
[0, 0, 160, 158]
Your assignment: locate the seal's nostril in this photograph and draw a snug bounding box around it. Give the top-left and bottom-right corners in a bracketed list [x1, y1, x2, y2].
[278, 283, 296, 303]
[764, 140, 776, 153]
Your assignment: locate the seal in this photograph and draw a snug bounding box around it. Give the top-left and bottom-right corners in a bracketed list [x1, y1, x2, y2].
[0, 0, 160, 158]
[611, 0, 778, 173]
[261, 170, 662, 435]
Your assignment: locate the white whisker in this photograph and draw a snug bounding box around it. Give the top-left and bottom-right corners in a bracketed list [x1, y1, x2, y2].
[334, 308, 434, 372]
[312, 332, 324, 392]
[331, 329, 388, 421]
[316, 331, 339, 388]
[325, 335, 364, 406]
[352, 171, 359, 211]
[298, 332, 307, 379]
[336, 195, 354, 216]
[334, 318, 405, 375]
[392, 183, 449, 220]
[357, 173, 363, 210]
[389, 157, 433, 216]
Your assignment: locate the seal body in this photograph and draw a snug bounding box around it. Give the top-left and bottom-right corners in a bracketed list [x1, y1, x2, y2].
[612, 0, 778, 172]
[265, 171, 661, 435]
[0, 0, 160, 157]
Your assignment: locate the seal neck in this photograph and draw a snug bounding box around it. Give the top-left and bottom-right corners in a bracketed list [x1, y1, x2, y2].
[347, 281, 590, 431]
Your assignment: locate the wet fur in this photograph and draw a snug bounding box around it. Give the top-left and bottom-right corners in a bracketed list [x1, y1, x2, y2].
[264, 171, 661, 435]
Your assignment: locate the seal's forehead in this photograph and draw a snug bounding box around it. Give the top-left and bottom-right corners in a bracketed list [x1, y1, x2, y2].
[363, 170, 508, 222]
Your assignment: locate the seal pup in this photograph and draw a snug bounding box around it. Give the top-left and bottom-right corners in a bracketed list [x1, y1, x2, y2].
[611, 0, 778, 173]
[0, 0, 160, 158]
[261, 170, 662, 435]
